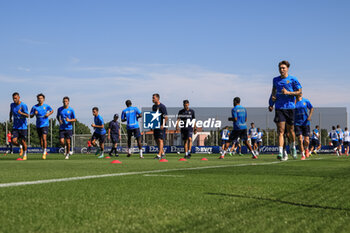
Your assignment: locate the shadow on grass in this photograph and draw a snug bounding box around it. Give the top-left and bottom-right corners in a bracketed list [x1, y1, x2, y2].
[206, 192, 350, 212]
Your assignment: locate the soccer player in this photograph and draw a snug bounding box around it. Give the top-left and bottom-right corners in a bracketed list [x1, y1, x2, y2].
[329, 126, 339, 156]
[91, 107, 106, 159]
[336, 125, 344, 155]
[9, 92, 29, 160]
[57, 96, 76, 160]
[257, 128, 263, 154]
[176, 100, 196, 159]
[108, 114, 121, 157]
[152, 93, 168, 159]
[248, 123, 258, 154]
[269, 60, 302, 160]
[30, 93, 54, 159]
[220, 97, 256, 159]
[121, 100, 143, 158]
[6, 131, 13, 154]
[310, 125, 321, 155]
[229, 138, 242, 156]
[294, 94, 314, 160]
[220, 126, 230, 153]
[343, 127, 350, 156]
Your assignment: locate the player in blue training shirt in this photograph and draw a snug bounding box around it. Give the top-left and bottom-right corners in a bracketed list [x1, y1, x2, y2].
[9, 92, 29, 160]
[152, 93, 168, 159]
[248, 122, 258, 154]
[336, 125, 344, 156]
[108, 114, 121, 157]
[329, 126, 340, 156]
[91, 107, 106, 159]
[310, 125, 321, 155]
[56, 96, 76, 160]
[121, 100, 143, 158]
[176, 100, 197, 159]
[268, 60, 302, 161]
[30, 93, 54, 159]
[220, 126, 230, 154]
[220, 97, 256, 159]
[294, 94, 314, 160]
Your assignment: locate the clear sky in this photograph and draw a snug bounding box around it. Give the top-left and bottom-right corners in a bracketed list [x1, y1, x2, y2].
[1, 0, 349, 126]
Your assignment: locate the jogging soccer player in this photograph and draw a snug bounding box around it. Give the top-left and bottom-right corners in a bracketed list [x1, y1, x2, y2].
[220, 97, 256, 159]
[329, 126, 340, 156]
[121, 100, 143, 158]
[220, 126, 230, 153]
[336, 125, 344, 155]
[176, 100, 196, 159]
[30, 93, 54, 159]
[343, 127, 350, 156]
[108, 114, 121, 157]
[229, 138, 242, 156]
[6, 132, 13, 154]
[310, 125, 321, 155]
[56, 96, 76, 160]
[269, 60, 302, 160]
[91, 107, 106, 159]
[152, 93, 168, 159]
[294, 94, 314, 160]
[248, 123, 258, 154]
[257, 128, 263, 154]
[9, 92, 29, 160]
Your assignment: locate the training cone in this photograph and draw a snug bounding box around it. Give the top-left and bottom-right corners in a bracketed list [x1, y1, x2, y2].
[178, 158, 187, 161]
[16, 158, 23, 161]
[159, 159, 168, 162]
[110, 160, 122, 164]
[105, 156, 111, 159]
[201, 158, 208, 161]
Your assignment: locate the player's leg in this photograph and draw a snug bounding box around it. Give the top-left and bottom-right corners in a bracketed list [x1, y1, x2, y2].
[127, 130, 133, 156]
[276, 121, 286, 159]
[135, 129, 143, 158]
[304, 127, 310, 157]
[188, 135, 193, 158]
[97, 135, 105, 158]
[286, 124, 297, 159]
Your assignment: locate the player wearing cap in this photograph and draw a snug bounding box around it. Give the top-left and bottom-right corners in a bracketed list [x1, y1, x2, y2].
[9, 92, 29, 160]
[30, 93, 54, 159]
[268, 60, 302, 160]
[57, 96, 76, 159]
[121, 100, 143, 158]
[108, 114, 121, 157]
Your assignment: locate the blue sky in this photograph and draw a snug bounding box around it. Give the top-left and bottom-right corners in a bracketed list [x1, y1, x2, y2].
[0, 0, 349, 126]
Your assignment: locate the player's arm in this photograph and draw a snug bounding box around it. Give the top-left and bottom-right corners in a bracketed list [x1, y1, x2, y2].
[30, 107, 36, 118]
[268, 87, 277, 111]
[91, 123, 104, 129]
[45, 109, 54, 117]
[9, 109, 12, 123]
[307, 108, 314, 121]
[193, 111, 197, 133]
[66, 111, 76, 122]
[121, 111, 127, 122]
[175, 118, 180, 132]
[108, 128, 111, 140]
[18, 106, 29, 118]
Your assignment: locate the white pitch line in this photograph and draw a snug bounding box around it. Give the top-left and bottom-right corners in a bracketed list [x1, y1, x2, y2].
[0, 160, 285, 188]
[143, 174, 185, 177]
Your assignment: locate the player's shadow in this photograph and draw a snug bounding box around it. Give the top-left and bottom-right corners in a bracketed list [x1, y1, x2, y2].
[206, 192, 350, 212]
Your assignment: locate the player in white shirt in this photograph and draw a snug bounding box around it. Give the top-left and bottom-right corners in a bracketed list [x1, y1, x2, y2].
[336, 125, 344, 155]
[221, 126, 230, 152]
[329, 126, 340, 156]
[310, 125, 321, 155]
[343, 127, 350, 156]
[257, 128, 263, 155]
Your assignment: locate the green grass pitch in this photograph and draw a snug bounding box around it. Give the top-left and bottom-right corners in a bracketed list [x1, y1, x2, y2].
[1, 153, 350, 232]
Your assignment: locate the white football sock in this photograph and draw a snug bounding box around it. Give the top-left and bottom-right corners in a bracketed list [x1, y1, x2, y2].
[279, 147, 283, 154]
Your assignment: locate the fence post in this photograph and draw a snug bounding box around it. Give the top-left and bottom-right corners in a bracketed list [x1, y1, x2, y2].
[28, 118, 30, 146]
[50, 118, 53, 148]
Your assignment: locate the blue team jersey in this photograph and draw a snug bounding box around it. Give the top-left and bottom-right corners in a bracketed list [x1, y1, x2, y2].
[121, 106, 141, 130]
[94, 115, 106, 135]
[272, 75, 302, 109]
[232, 105, 247, 130]
[249, 128, 258, 139]
[10, 102, 28, 130]
[56, 106, 76, 130]
[329, 130, 338, 141]
[311, 129, 319, 140]
[30, 104, 53, 128]
[294, 98, 313, 126]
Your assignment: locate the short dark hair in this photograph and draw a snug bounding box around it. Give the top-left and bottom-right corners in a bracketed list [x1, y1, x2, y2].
[63, 96, 70, 101]
[251, 122, 255, 125]
[345, 127, 348, 131]
[125, 100, 132, 107]
[153, 93, 160, 99]
[92, 107, 99, 112]
[183, 100, 189, 104]
[12, 92, 19, 97]
[316, 125, 319, 128]
[279, 60, 290, 68]
[233, 97, 240, 104]
[257, 128, 260, 131]
[37, 93, 45, 99]
[332, 126, 336, 130]
[337, 125, 340, 128]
